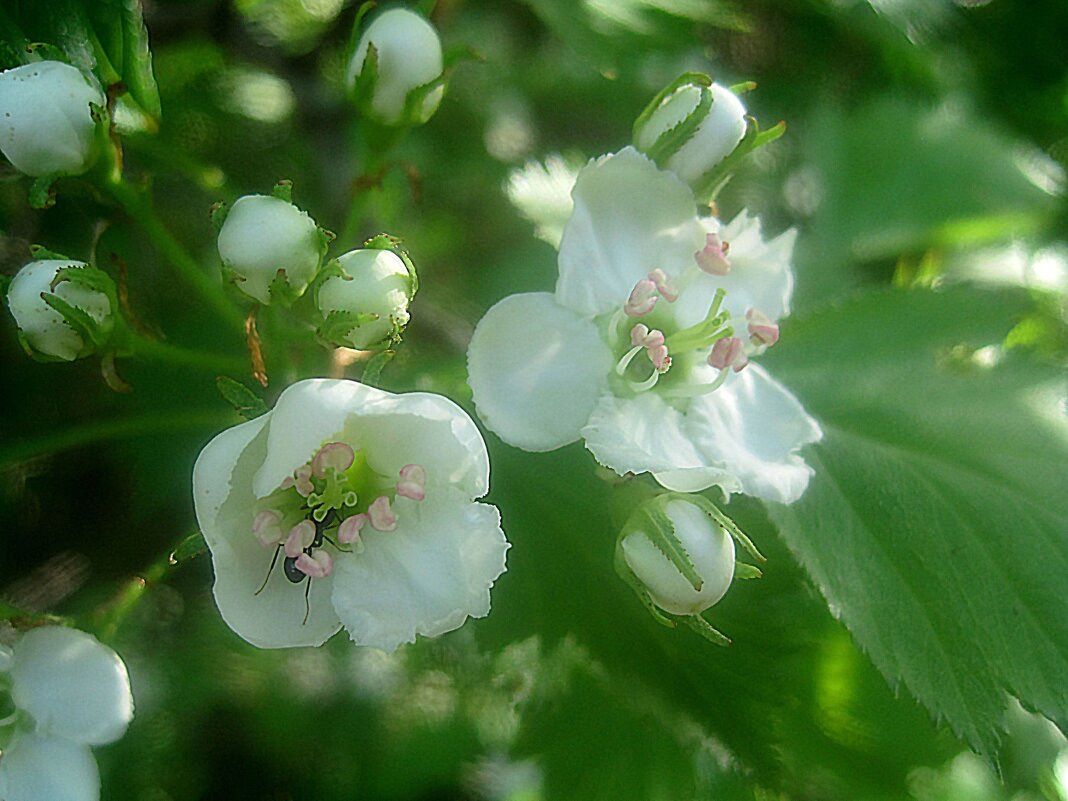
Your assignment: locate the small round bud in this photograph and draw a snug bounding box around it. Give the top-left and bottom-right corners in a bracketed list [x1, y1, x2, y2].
[0, 61, 105, 177]
[217, 195, 323, 305]
[6, 260, 113, 361]
[317, 248, 414, 348]
[635, 81, 747, 189]
[347, 9, 444, 126]
[621, 497, 736, 615]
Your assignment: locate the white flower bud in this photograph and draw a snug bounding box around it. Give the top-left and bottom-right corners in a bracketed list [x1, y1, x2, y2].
[6, 260, 113, 361]
[0, 61, 105, 177]
[635, 81, 747, 188]
[621, 497, 736, 616]
[317, 248, 414, 348]
[217, 194, 324, 305]
[347, 8, 444, 126]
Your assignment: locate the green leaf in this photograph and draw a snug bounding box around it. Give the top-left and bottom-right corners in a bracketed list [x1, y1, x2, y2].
[763, 285, 1068, 760]
[168, 530, 208, 564]
[215, 376, 268, 420]
[85, 0, 162, 120]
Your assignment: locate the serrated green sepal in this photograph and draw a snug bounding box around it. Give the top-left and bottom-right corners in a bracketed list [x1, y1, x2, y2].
[362, 233, 419, 297]
[632, 71, 713, 145]
[318, 309, 381, 345]
[169, 531, 209, 565]
[643, 86, 713, 169]
[361, 348, 395, 387]
[15, 328, 67, 363]
[29, 245, 73, 261]
[209, 200, 229, 233]
[691, 116, 786, 202]
[29, 176, 56, 209]
[400, 73, 446, 126]
[734, 562, 763, 580]
[729, 80, 758, 95]
[215, 376, 268, 420]
[267, 269, 301, 307]
[613, 544, 677, 629]
[685, 493, 766, 563]
[681, 613, 732, 647]
[349, 40, 380, 108]
[51, 264, 118, 306]
[271, 179, 293, 203]
[40, 292, 110, 350]
[621, 494, 704, 591]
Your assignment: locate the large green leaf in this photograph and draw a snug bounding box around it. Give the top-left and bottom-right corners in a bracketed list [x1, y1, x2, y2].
[763, 285, 1068, 759]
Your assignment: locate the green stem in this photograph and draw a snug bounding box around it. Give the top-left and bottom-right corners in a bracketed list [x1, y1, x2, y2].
[122, 331, 247, 374]
[0, 410, 232, 466]
[105, 179, 245, 330]
[338, 120, 409, 247]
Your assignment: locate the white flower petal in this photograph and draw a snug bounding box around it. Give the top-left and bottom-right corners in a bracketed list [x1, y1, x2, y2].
[468, 292, 612, 452]
[504, 154, 579, 248]
[9, 627, 132, 746]
[194, 413, 343, 648]
[331, 490, 509, 652]
[253, 379, 489, 500]
[718, 211, 796, 322]
[685, 364, 822, 504]
[556, 147, 706, 317]
[0, 734, 98, 801]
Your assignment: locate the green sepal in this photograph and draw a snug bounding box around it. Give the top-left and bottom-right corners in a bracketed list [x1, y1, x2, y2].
[316, 226, 336, 259]
[24, 42, 69, 64]
[209, 200, 229, 233]
[621, 494, 704, 592]
[632, 71, 712, 147]
[613, 543, 677, 630]
[29, 176, 56, 209]
[728, 80, 758, 95]
[685, 493, 766, 563]
[361, 348, 395, 387]
[29, 245, 72, 261]
[364, 232, 419, 297]
[414, 0, 436, 16]
[15, 328, 68, 363]
[216, 376, 268, 420]
[691, 116, 787, 202]
[0, 274, 11, 299]
[400, 72, 446, 126]
[345, 1, 377, 66]
[267, 268, 302, 307]
[318, 309, 381, 345]
[271, 179, 293, 203]
[169, 531, 208, 565]
[51, 264, 118, 307]
[40, 292, 110, 350]
[349, 40, 379, 107]
[734, 562, 763, 580]
[442, 43, 482, 70]
[643, 85, 713, 169]
[681, 613, 732, 647]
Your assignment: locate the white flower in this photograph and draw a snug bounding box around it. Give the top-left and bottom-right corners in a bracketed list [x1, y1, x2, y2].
[192, 378, 509, 652]
[6, 260, 114, 362]
[0, 61, 105, 177]
[621, 496, 735, 615]
[0, 626, 134, 801]
[467, 147, 822, 504]
[634, 81, 747, 189]
[217, 194, 324, 305]
[347, 8, 444, 126]
[504, 155, 581, 249]
[316, 248, 415, 348]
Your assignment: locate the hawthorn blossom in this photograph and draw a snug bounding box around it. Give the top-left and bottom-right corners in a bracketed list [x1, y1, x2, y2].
[468, 146, 821, 503]
[0, 626, 134, 801]
[192, 378, 509, 652]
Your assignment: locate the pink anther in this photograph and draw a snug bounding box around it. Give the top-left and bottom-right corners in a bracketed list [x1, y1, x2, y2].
[695, 232, 731, 276]
[311, 441, 355, 478]
[708, 336, 749, 372]
[280, 464, 314, 497]
[252, 510, 284, 548]
[296, 549, 333, 579]
[647, 269, 678, 302]
[337, 514, 367, 549]
[368, 496, 397, 532]
[396, 463, 427, 501]
[284, 520, 316, 558]
[630, 323, 650, 347]
[746, 308, 780, 347]
[624, 279, 658, 317]
[648, 344, 672, 373]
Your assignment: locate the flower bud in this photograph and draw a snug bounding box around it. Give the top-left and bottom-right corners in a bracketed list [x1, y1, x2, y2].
[0, 61, 106, 177]
[347, 8, 444, 126]
[634, 79, 747, 189]
[217, 194, 325, 305]
[316, 247, 415, 348]
[620, 497, 736, 616]
[6, 260, 114, 361]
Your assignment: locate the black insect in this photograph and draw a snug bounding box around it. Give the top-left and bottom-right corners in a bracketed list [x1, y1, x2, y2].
[255, 511, 337, 624]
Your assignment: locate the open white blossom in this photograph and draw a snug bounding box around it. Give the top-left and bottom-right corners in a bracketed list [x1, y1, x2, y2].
[468, 147, 821, 503]
[0, 626, 134, 801]
[0, 61, 105, 177]
[193, 378, 509, 652]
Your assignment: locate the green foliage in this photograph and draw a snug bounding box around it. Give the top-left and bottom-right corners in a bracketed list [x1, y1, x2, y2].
[765, 286, 1068, 759]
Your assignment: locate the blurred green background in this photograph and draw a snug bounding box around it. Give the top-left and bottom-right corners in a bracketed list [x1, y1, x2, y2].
[2, 0, 1067, 799]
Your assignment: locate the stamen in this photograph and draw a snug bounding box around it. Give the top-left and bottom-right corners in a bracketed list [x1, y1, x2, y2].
[338, 514, 367, 552]
[695, 232, 731, 275]
[615, 344, 644, 376]
[630, 323, 650, 347]
[368, 496, 397, 532]
[252, 510, 284, 548]
[280, 465, 314, 497]
[708, 336, 749, 372]
[296, 549, 333, 579]
[628, 369, 661, 393]
[284, 520, 316, 558]
[311, 442, 355, 478]
[396, 463, 427, 501]
[746, 308, 779, 347]
[647, 269, 678, 302]
[648, 344, 671, 373]
[624, 279, 658, 317]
